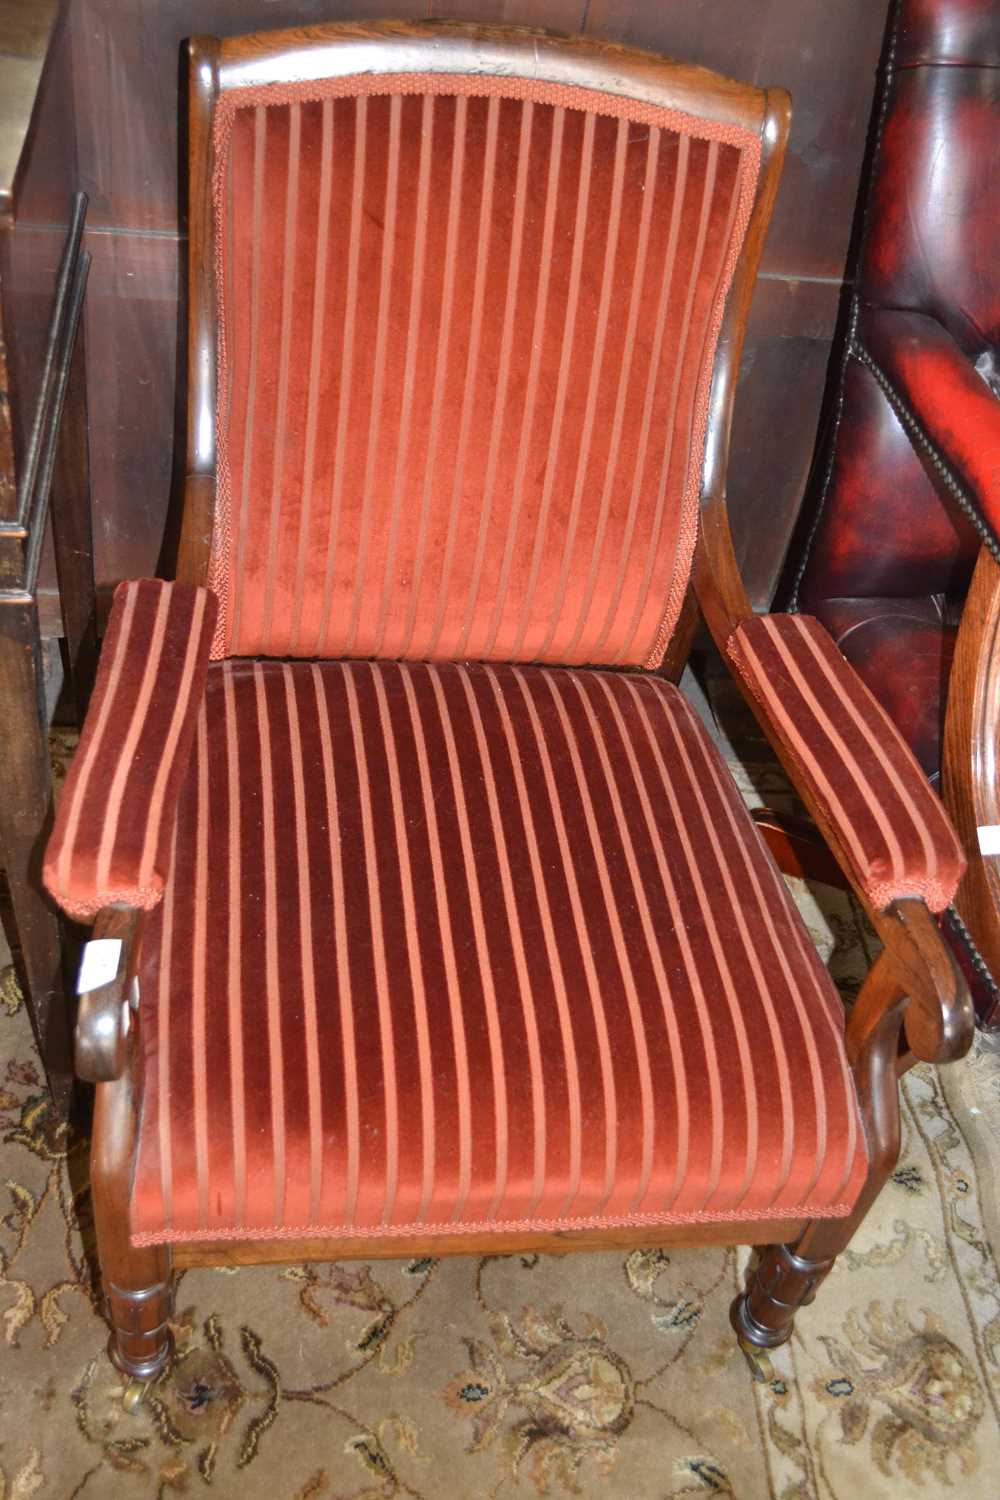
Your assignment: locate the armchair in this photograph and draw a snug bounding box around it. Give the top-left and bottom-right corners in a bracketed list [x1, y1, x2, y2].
[44, 20, 973, 1406]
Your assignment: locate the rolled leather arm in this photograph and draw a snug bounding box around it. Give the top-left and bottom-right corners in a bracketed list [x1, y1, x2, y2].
[727, 611, 966, 914]
[857, 307, 1000, 550]
[44, 579, 217, 919]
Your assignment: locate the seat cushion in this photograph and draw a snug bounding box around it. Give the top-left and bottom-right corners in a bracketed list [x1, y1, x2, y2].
[130, 660, 868, 1247]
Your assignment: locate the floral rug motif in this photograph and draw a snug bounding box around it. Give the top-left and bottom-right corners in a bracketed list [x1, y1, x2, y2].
[0, 756, 998, 1498]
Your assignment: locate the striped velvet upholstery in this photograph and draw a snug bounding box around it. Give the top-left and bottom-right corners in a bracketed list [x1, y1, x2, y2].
[130, 658, 867, 1246]
[727, 613, 966, 913]
[44, 581, 218, 920]
[210, 76, 761, 666]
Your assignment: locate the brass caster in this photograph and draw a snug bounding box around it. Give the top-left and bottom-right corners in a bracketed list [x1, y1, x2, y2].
[121, 1377, 149, 1414]
[737, 1336, 776, 1384]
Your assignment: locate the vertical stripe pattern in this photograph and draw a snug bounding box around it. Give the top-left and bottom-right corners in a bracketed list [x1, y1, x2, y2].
[130, 658, 868, 1246]
[44, 580, 218, 919]
[212, 76, 759, 666]
[727, 613, 966, 913]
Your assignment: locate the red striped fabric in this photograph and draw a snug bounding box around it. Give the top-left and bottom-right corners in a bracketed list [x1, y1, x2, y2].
[130, 659, 867, 1246]
[727, 613, 966, 913]
[209, 75, 760, 666]
[43, 581, 218, 920]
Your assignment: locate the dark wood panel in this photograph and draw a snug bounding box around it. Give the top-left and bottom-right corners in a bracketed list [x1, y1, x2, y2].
[14, 222, 176, 611]
[70, 0, 433, 232]
[584, 0, 886, 279]
[82, 228, 179, 585]
[729, 277, 841, 604]
[2, 223, 67, 482]
[2, 3, 78, 479]
[69, 0, 587, 231]
[427, 1, 586, 31]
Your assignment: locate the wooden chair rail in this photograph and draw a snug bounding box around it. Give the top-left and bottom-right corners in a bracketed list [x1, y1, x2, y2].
[943, 546, 1000, 1027]
[173, 1217, 809, 1270]
[214, 20, 768, 130]
[750, 807, 847, 888]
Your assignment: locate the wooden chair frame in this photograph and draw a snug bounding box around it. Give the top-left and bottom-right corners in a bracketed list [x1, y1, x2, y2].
[74, 21, 974, 1400]
[759, 546, 1000, 1033]
[941, 550, 1000, 1026]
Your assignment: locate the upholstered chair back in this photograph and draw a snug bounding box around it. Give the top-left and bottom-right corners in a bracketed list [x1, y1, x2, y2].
[208, 71, 761, 664]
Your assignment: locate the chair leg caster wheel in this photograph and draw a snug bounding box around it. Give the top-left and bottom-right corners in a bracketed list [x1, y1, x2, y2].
[121, 1378, 149, 1414]
[737, 1336, 775, 1384]
[108, 1329, 173, 1409]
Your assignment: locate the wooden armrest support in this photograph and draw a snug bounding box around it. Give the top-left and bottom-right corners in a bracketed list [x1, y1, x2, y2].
[176, 473, 216, 587]
[693, 432, 972, 1069]
[76, 906, 142, 1084]
[842, 900, 973, 1192]
[872, 898, 974, 1067]
[942, 547, 1000, 1027]
[750, 808, 847, 888]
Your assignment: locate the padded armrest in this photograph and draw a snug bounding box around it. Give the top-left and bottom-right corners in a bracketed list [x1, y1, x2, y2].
[727, 612, 966, 913]
[858, 307, 1000, 549]
[44, 579, 218, 920]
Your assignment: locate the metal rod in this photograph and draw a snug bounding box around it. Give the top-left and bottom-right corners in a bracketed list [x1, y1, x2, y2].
[21, 246, 90, 592]
[9, 189, 88, 531]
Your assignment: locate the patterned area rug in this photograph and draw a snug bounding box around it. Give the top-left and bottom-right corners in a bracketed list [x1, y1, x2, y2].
[1, 759, 999, 1499]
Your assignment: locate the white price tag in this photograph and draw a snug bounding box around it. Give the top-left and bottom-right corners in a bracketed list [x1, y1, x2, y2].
[76, 938, 123, 994]
[976, 825, 1000, 856]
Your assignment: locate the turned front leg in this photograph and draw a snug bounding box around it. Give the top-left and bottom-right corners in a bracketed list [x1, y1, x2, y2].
[93, 1067, 175, 1380]
[103, 1256, 174, 1380]
[732, 952, 910, 1354]
[732, 1240, 838, 1349]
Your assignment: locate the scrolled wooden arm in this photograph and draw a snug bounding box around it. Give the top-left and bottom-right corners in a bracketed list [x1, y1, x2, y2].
[845, 900, 972, 1075]
[873, 898, 975, 1067]
[695, 503, 975, 1073]
[75, 906, 142, 1084]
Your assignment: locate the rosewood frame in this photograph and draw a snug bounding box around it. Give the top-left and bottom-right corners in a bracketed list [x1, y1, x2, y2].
[941, 548, 1000, 1028]
[76, 20, 973, 1396]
